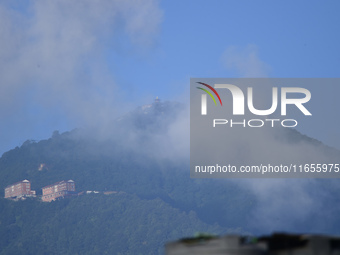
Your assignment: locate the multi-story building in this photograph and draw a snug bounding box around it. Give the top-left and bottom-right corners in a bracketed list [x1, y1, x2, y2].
[41, 180, 76, 202]
[4, 180, 36, 199]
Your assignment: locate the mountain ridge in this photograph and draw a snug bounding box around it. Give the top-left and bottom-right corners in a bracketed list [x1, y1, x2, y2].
[1, 100, 340, 254]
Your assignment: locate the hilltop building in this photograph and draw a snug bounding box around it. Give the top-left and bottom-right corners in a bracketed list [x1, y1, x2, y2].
[41, 180, 76, 202]
[4, 180, 36, 199]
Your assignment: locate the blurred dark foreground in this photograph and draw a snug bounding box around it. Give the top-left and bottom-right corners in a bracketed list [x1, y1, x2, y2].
[166, 233, 340, 255]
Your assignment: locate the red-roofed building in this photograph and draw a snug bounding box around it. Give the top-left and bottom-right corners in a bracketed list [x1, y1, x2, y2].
[4, 180, 36, 199]
[42, 180, 76, 202]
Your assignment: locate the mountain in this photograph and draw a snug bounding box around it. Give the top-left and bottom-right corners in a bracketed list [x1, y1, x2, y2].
[1, 99, 340, 254]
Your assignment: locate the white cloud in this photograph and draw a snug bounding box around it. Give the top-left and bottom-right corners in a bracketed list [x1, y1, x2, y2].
[0, 0, 163, 151]
[221, 44, 270, 77]
[218, 45, 339, 232]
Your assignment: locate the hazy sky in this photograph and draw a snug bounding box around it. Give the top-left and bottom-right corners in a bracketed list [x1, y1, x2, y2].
[1, 0, 340, 155]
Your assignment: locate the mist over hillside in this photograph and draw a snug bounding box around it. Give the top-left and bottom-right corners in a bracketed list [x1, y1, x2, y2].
[1, 100, 340, 254]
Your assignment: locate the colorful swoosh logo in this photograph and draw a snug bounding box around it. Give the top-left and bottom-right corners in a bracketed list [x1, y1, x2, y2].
[196, 82, 223, 106]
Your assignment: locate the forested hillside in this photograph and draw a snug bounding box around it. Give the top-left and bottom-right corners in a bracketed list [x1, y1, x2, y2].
[0, 102, 254, 254]
[0, 194, 228, 255]
[1, 101, 340, 254]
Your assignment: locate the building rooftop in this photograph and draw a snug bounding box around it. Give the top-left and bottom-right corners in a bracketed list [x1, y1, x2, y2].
[42, 180, 75, 189]
[5, 179, 31, 189]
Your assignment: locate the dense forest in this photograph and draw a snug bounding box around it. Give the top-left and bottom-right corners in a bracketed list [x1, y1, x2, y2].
[0, 194, 226, 255]
[0, 132, 253, 254]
